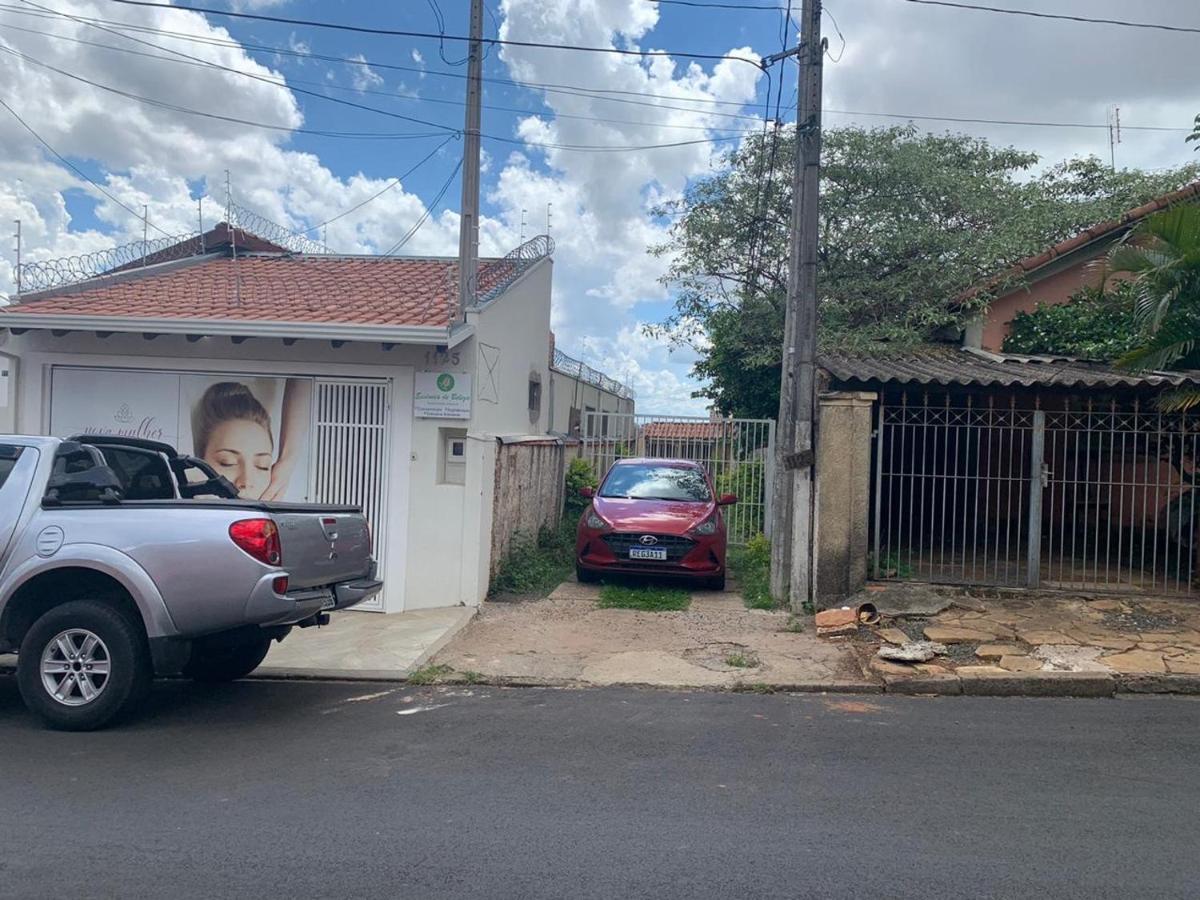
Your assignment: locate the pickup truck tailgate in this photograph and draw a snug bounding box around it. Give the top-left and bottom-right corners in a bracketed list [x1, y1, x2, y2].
[273, 510, 372, 588]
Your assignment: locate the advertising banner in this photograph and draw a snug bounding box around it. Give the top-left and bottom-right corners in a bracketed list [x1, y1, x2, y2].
[414, 371, 472, 419]
[49, 368, 313, 501]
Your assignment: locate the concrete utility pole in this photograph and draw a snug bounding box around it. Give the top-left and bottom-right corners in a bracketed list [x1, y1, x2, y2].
[456, 0, 485, 319]
[769, 0, 824, 611]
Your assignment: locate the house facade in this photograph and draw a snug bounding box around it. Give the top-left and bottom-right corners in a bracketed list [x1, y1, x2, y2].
[0, 227, 562, 614]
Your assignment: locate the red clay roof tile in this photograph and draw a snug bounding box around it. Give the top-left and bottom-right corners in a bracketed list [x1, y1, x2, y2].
[5, 254, 465, 329]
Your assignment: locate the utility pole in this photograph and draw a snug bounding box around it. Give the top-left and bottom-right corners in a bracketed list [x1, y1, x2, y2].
[13, 219, 21, 295]
[456, 0, 484, 318]
[769, 0, 824, 611]
[1107, 105, 1121, 171]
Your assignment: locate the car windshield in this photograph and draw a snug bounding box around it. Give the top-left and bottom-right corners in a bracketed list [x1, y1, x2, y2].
[599, 464, 711, 502]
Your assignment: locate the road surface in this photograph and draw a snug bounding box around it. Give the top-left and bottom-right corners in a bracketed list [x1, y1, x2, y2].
[1, 677, 1197, 899]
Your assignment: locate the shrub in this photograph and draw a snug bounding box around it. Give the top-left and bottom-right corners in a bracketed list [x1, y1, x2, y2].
[727, 532, 776, 610]
[564, 457, 598, 518]
[1003, 283, 1142, 360]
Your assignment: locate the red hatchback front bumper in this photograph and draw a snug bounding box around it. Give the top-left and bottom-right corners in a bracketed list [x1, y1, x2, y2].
[576, 528, 725, 579]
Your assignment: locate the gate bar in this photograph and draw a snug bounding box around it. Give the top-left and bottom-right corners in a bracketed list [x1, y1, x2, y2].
[1026, 409, 1045, 588]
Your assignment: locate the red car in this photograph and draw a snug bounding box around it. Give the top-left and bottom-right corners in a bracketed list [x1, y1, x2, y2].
[575, 458, 737, 590]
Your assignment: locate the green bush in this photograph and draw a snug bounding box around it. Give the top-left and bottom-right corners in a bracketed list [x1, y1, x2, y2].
[564, 457, 598, 518]
[1002, 283, 1142, 360]
[489, 520, 575, 597]
[727, 532, 776, 610]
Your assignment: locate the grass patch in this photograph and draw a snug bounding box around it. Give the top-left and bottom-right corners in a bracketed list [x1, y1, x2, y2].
[489, 520, 575, 598]
[724, 652, 759, 669]
[460, 670, 484, 685]
[727, 533, 778, 610]
[597, 584, 691, 612]
[735, 682, 777, 694]
[407, 663, 453, 685]
[782, 615, 805, 634]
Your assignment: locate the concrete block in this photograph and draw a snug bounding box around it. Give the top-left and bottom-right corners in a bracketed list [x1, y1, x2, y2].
[883, 673, 962, 695]
[1116, 674, 1200, 695]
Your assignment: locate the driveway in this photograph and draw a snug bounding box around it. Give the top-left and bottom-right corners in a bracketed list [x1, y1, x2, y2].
[434, 580, 867, 689]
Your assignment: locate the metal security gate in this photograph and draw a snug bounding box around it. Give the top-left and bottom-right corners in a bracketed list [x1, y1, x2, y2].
[872, 395, 1200, 596]
[581, 412, 774, 545]
[311, 379, 392, 611]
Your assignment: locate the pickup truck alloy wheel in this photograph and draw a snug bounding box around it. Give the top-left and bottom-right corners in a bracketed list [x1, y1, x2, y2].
[17, 599, 151, 731]
[40, 628, 110, 706]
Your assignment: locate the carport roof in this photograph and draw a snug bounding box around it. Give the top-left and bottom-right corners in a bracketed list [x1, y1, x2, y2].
[819, 346, 1200, 390]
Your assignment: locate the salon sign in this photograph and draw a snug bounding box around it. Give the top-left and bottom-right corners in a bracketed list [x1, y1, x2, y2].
[415, 372, 472, 419]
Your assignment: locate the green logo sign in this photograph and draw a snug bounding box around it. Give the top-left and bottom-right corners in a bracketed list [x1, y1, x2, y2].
[436, 373, 456, 392]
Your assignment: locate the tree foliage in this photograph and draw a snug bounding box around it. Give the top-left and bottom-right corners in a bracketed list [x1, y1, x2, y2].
[1108, 205, 1200, 410]
[1002, 283, 1143, 360]
[652, 125, 1200, 417]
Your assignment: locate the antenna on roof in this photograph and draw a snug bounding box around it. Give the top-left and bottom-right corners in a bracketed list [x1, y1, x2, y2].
[198, 197, 205, 253]
[546, 201, 552, 240]
[323, 224, 328, 254]
[1107, 105, 1122, 171]
[141, 205, 149, 268]
[519, 207, 526, 245]
[13, 219, 20, 295]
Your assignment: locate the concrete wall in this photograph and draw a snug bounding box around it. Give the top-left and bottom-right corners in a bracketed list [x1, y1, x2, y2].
[547, 371, 633, 435]
[816, 391, 876, 605]
[465, 260, 553, 436]
[489, 437, 567, 577]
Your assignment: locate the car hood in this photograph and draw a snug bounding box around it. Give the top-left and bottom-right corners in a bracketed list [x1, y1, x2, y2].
[592, 496, 714, 536]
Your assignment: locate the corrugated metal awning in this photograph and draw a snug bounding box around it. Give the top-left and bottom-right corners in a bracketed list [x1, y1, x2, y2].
[818, 346, 1200, 390]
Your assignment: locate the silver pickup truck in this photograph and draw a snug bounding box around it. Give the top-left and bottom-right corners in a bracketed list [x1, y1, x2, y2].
[0, 435, 381, 730]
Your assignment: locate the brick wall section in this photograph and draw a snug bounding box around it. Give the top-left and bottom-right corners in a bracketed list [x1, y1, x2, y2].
[490, 438, 569, 576]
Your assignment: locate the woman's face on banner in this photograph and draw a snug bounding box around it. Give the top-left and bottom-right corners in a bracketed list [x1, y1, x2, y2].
[203, 418, 274, 498]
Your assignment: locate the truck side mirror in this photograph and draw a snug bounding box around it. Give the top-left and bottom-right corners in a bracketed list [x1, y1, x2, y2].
[717, 493, 738, 506]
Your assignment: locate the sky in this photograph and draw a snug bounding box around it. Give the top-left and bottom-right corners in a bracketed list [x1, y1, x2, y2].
[0, 0, 1197, 415]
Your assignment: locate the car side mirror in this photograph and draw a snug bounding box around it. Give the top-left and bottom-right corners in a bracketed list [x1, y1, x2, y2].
[717, 493, 738, 506]
[579, 486, 595, 499]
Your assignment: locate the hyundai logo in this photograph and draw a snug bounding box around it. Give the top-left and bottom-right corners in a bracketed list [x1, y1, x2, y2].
[639, 535, 658, 545]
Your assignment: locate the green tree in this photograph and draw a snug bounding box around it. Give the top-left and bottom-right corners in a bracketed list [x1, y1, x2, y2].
[652, 125, 1200, 418]
[1109, 205, 1200, 409]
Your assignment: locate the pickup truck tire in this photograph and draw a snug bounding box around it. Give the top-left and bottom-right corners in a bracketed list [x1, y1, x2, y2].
[184, 634, 272, 683]
[16, 599, 152, 732]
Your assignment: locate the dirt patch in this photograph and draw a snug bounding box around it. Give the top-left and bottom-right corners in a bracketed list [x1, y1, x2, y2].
[682, 642, 757, 671]
[1101, 609, 1183, 633]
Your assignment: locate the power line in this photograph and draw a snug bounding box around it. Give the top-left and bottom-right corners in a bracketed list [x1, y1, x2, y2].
[654, 0, 780, 8]
[100, 0, 767, 69]
[303, 136, 457, 234]
[902, 0, 1200, 35]
[0, 94, 175, 237]
[823, 107, 1191, 133]
[381, 158, 463, 256]
[1, 18, 762, 135]
[0, 4, 771, 119]
[0, 42, 751, 153]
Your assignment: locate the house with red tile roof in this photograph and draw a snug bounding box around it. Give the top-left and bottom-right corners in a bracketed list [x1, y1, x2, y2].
[0, 224, 621, 612]
[960, 181, 1200, 352]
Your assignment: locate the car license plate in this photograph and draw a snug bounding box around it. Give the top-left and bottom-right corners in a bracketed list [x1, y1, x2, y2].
[629, 547, 667, 561]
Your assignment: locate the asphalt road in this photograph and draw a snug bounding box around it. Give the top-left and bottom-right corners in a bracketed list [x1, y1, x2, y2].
[1, 677, 1198, 900]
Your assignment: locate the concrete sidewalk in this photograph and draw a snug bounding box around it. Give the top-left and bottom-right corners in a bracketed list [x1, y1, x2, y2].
[254, 607, 476, 680]
[432, 581, 870, 690]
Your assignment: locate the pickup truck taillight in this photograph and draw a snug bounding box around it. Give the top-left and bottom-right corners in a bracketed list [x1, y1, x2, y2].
[229, 518, 282, 566]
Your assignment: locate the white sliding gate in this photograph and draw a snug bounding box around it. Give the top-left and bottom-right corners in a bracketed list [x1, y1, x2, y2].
[311, 379, 392, 611]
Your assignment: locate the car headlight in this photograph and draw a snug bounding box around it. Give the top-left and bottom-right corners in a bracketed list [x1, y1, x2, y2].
[586, 511, 607, 530]
[693, 516, 718, 536]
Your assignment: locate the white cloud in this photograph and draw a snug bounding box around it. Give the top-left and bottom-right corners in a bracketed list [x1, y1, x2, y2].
[346, 53, 385, 92]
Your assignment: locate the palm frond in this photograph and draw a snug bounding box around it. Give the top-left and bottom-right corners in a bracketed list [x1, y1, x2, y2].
[1156, 387, 1200, 413]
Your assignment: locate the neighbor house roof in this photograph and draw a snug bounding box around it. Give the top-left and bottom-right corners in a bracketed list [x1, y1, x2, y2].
[820, 345, 1200, 390]
[957, 180, 1200, 304]
[642, 421, 729, 440]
